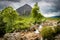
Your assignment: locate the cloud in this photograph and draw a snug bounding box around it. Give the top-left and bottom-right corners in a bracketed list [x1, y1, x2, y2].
[0, 0, 60, 17]
[43, 12, 60, 17]
[32, 0, 41, 2]
[37, 0, 60, 17]
[8, 0, 20, 2]
[41, 0, 60, 12]
[0, 1, 11, 10]
[0, 0, 20, 2]
[0, 1, 24, 10]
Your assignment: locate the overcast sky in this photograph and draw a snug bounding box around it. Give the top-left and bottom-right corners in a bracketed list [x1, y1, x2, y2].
[0, 0, 60, 17]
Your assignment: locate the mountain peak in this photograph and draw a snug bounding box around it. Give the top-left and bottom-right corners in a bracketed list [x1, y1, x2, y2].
[24, 4, 30, 6]
[16, 4, 32, 16]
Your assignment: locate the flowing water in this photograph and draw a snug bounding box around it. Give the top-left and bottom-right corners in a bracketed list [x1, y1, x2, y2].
[34, 25, 43, 34]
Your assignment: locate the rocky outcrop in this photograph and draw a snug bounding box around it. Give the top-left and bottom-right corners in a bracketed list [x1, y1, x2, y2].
[42, 20, 58, 27]
[4, 32, 20, 40]
[4, 32, 41, 40]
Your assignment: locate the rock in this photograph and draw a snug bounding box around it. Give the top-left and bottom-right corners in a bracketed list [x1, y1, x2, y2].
[42, 20, 58, 27]
[0, 38, 4, 40]
[29, 24, 39, 31]
[4, 32, 21, 40]
[34, 29, 39, 34]
[4, 32, 41, 40]
[54, 34, 60, 40]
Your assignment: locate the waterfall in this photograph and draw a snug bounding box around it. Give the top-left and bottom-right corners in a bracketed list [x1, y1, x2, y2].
[34, 25, 43, 34]
[34, 29, 39, 34]
[34, 24, 44, 40]
[38, 25, 43, 31]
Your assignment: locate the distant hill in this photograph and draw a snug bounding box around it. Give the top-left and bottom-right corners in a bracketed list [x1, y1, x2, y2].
[50, 16, 60, 18]
[46, 16, 60, 21]
[16, 4, 32, 16]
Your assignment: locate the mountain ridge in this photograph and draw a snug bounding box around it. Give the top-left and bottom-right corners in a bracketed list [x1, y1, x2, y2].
[16, 4, 32, 16]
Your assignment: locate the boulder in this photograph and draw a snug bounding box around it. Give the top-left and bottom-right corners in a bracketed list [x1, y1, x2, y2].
[4, 32, 21, 40]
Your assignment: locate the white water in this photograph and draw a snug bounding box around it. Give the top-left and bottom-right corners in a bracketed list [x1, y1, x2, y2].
[34, 29, 39, 34]
[38, 25, 43, 31]
[34, 25, 43, 40]
[34, 25, 43, 34]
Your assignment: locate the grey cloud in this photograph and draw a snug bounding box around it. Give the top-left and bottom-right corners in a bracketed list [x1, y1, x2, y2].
[0, 1, 19, 10]
[0, 0, 41, 2]
[37, 0, 60, 16]
[8, 0, 20, 2]
[0, 0, 20, 2]
[0, 1, 11, 10]
[32, 0, 41, 2]
[0, 0, 60, 17]
[54, 0, 60, 12]
[0, 1, 25, 10]
[44, 0, 60, 12]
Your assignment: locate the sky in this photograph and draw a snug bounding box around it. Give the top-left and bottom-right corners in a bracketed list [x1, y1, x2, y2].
[0, 0, 60, 17]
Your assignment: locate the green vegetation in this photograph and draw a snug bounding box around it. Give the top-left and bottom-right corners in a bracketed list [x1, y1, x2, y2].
[31, 2, 45, 24]
[41, 25, 60, 39]
[2, 7, 20, 33]
[0, 7, 20, 33]
[0, 11, 6, 35]
[54, 26, 60, 34]
[0, 3, 45, 35]
[46, 17, 60, 21]
[41, 27, 55, 39]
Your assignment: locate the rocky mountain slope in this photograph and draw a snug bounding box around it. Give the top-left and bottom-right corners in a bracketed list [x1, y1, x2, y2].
[16, 4, 32, 16]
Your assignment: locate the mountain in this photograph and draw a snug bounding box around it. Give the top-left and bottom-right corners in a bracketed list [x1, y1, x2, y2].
[16, 4, 32, 16]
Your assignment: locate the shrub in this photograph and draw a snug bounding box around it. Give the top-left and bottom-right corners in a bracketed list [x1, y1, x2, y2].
[31, 2, 45, 24]
[0, 7, 20, 33]
[0, 6, 34, 33]
[57, 21, 60, 26]
[18, 18, 34, 30]
[0, 11, 6, 36]
[54, 26, 60, 34]
[40, 26, 60, 39]
[40, 27, 55, 39]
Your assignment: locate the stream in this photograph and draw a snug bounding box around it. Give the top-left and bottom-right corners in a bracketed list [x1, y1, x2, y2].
[34, 25, 43, 34]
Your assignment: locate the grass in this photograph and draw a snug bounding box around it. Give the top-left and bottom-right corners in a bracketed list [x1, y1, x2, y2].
[46, 17, 60, 21]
